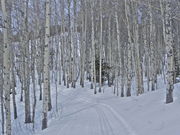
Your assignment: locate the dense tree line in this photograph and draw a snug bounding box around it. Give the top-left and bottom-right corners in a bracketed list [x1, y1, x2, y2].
[0, 0, 179, 134]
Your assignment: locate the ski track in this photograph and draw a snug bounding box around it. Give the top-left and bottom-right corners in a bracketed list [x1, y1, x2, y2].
[39, 88, 138, 135]
[80, 96, 137, 135]
[100, 103, 137, 135]
[95, 105, 115, 135]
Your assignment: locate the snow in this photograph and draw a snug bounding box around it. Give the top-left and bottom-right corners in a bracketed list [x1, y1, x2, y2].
[1, 76, 180, 135]
[35, 80, 180, 135]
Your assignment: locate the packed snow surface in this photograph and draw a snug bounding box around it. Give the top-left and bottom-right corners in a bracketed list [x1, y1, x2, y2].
[35, 81, 180, 135]
[1, 76, 179, 135]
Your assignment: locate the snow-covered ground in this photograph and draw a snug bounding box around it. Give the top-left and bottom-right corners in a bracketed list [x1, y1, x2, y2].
[35, 81, 180, 135]
[1, 76, 180, 135]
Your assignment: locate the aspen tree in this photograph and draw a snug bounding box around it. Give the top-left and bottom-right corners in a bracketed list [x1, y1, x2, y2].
[115, 4, 118, 94]
[107, 13, 112, 87]
[143, 23, 150, 91]
[80, 0, 86, 88]
[0, 54, 4, 134]
[1, 0, 11, 134]
[60, 0, 66, 86]
[31, 0, 40, 127]
[160, 0, 166, 45]
[91, 0, 97, 94]
[39, 38, 44, 101]
[133, 1, 144, 95]
[125, 0, 132, 96]
[22, 0, 31, 123]
[37, 0, 43, 101]
[165, 0, 174, 104]
[149, 0, 156, 91]
[31, 40, 36, 128]
[115, 2, 122, 96]
[0, 37, 4, 133]
[67, 0, 71, 88]
[11, 48, 17, 119]
[99, 0, 103, 92]
[72, 0, 77, 88]
[42, 0, 51, 129]
[52, 0, 60, 112]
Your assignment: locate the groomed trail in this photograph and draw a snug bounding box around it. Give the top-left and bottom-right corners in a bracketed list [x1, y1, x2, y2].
[37, 81, 180, 135]
[38, 86, 137, 135]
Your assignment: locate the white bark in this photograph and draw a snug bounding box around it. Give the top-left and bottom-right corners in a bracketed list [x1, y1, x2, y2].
[42, 0, 50, 129]
[0, 61, 4, 134]
[1, 0, 11, 134]
[115, 3, 121, 96]
[99, 0, 103, 92]
[11, 48, 17, 120]
[91, 0, 97, 94]
[31, 40, 36, 128]
[60, 0, 66, 86]
[24, 2, 31, 123]
[125, 0, 132, 97]
[133, 1, 144, 96]
[165, 0, 174, 104]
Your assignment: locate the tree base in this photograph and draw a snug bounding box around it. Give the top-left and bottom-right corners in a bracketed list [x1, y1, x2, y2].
[25, 117, 32, 123]
[48, 103, 52, 111]
[90, 83, 93, 89]
[42, 119, 47, 130]
[94, 90, 97, 94]
[126, 89, 131, 97]
[99, 88, 101, 93]
[121, 92, 124, 97]
[166, 93, 173, 104]
[39, 94, 42, 101]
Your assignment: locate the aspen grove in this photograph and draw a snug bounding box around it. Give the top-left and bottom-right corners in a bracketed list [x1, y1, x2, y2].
[0, 0, 180, 135]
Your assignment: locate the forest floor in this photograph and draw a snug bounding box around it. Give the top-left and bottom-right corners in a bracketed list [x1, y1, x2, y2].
[35, 79, 180, 135]
[1, 76, 180, 135]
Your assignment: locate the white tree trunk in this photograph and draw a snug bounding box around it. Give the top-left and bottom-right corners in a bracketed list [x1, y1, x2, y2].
[99, 0, 103, 92]
[20, 0, 32, 123]
[115, 3, 122, 96]
[60, 0, 66, 86]
[11, 48, 17, 120]
[108, 14, 112, 87]
[42, 0, 50, 129]
[165, 0, 174, 104]
[91, 0, 97, 94]
[125, 0, 132, 97]
[149, 0, 156, 91]
[0, 59, 4, 134]
[1, 0, 11, 134]
[133, 1, 144, 96]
